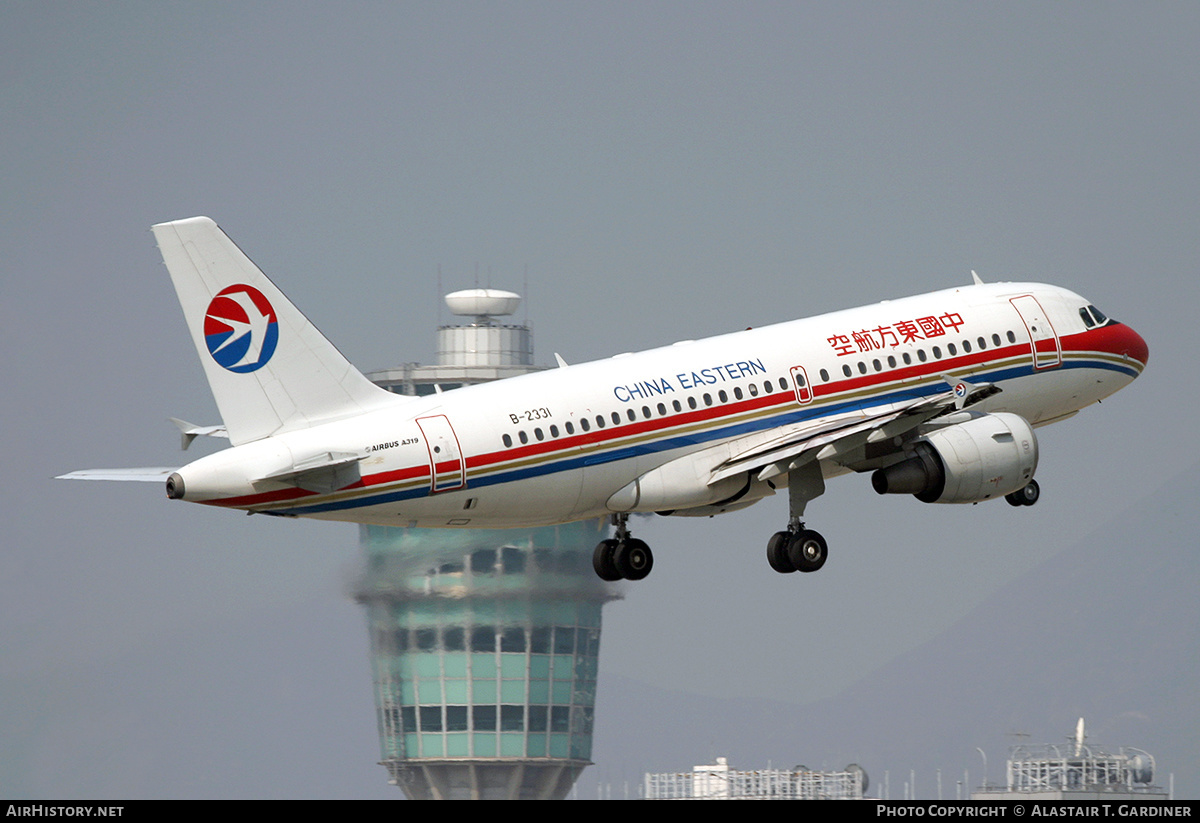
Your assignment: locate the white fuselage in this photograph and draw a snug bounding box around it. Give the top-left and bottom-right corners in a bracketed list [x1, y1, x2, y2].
[173, 281, 1147, 528]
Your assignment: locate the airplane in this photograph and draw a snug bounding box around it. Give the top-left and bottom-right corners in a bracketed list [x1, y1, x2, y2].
[59, 216, 1148, 582]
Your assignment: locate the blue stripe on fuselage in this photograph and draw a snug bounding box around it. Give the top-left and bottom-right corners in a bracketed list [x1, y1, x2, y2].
[274, 356, 1131, 517]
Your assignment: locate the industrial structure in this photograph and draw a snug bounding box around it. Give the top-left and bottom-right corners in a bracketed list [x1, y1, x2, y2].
[971, 719, 1167, 801]
[355, 287, 615, 799]
[644, 756, 869, 800]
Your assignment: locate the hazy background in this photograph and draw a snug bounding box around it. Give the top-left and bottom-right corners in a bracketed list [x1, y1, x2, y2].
[2, 2, 1196, 798]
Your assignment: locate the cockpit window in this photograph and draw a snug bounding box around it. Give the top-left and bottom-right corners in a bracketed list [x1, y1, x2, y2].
[1080, 304, 1110, 328]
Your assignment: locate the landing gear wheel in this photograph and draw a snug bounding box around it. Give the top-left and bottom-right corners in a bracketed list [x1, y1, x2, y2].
[1006, 479, 1040, 507]
[614, 538, 654, 581]
[592, 538, 622, 581]
[787, 529, 828, 573]
[767, 531, 796, 573]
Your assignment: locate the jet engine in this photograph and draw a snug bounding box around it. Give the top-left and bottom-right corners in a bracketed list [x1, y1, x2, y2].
[870, 412, 1038, 504]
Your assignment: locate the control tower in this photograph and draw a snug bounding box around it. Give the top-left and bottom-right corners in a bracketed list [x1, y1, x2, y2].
[357, 288, 616, 799]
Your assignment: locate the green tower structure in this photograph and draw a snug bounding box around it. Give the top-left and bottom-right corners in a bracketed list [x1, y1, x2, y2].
[356, 522, 614, 799]
[358, 288, 616, 799]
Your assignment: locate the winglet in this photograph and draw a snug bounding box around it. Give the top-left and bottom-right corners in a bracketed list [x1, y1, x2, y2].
[554, 352, 569, 368]
[940, 373, 1000, 410]
[971, 270, 984, 285]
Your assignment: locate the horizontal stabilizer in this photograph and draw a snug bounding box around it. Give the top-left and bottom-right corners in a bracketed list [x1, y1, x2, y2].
[56, 468, 178, 482]
[170, 417, 229, 450]
[257, 450, 363, 494]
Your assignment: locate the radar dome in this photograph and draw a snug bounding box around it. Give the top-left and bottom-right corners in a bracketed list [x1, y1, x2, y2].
[444, 289, 521, 318]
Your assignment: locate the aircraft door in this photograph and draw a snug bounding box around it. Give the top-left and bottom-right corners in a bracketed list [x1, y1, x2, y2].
[416, 414, 466, 492]
[1009, 295, 1061, 370]
[790, 365, 814, 405]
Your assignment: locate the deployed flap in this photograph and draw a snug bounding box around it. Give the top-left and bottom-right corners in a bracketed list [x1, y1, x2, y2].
[152, 217, 401, 445]
[708, 380, 1001, 486]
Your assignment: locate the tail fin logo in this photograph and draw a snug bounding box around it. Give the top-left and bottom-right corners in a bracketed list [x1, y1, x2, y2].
[203, 285, 279, 373]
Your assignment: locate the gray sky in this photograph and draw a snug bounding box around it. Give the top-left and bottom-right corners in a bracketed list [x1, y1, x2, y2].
[2, 2, 1196, 797]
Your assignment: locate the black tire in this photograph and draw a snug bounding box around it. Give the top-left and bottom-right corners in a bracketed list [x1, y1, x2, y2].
[1006, 479, 1040, 507]
[592, 538, 622, 581]
[787, 529, 827, 573]
[767, 531, 796, 573]
[1019, 479, 1040, 506]
[614, 538, 654, 581]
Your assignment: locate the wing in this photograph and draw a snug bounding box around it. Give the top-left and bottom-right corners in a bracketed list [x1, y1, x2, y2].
[708, 376, 1001, 487]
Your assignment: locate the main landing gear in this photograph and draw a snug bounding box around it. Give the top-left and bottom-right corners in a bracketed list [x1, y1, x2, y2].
[1005, 479, 1040, 507]
[593, 514, 654, 581]
[768, 460, 829, 575]
[767, 527, 828, 573]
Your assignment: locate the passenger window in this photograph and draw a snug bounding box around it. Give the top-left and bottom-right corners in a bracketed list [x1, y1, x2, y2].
[887, 355, 896, 368]
[978, 336, 986, 350]
[763, 381, 773, 394]
[595, 415, 605, 429]
[842, 364, 852, 377]
[962, 340, 971, 353]
[917, 350, 927, 362]
[733, 387, 743, 400]
[672, 399, 682, 412]
[641, 406, 651, 419]
[657, 403, 667, 416]
[947, 343, 957, 356]
[687, 396, 697, 409]
[626, 409, 636, 422]
[502, 433, 512, 448]
[820, 368, 830, 382]
[534, 428, 544, 441]
[519, 431, 528, 444]
[611, 411, 620, 425]
[992, 334, 1001, 347]
[703, 393, 713, 406]
[580, 418, 590, 432]
[1007, 330, 1016, 343]
[857, 361, 867, 375]
[565, 421, 575, 435]
[718, 389, 728, 403]
[872, 359, 881, 372]
[902, 352, 912, 365]
[748, 384, 759, 397]
[778, 378, 788, 391]
[550, 424, 559, 437]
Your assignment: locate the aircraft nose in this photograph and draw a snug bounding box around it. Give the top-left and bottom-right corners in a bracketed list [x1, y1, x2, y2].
[1111, 322, 1149, 373]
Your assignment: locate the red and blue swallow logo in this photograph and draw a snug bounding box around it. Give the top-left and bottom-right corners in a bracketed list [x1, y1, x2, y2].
[203, 285, 279, 373]
[954, 382, 968, 398]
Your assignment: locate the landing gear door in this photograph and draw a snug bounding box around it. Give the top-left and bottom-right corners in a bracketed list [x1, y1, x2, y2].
[790, 365, 814, 405]
[1010, 295, 1061, 370]
[416, 414, 466, 492]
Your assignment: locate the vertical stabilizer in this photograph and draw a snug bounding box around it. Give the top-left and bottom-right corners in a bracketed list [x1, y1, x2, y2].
[152, 217, 398, 445]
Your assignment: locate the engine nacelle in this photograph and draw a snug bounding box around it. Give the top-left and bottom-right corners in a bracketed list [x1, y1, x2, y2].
[871, 412, 1038, 504]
